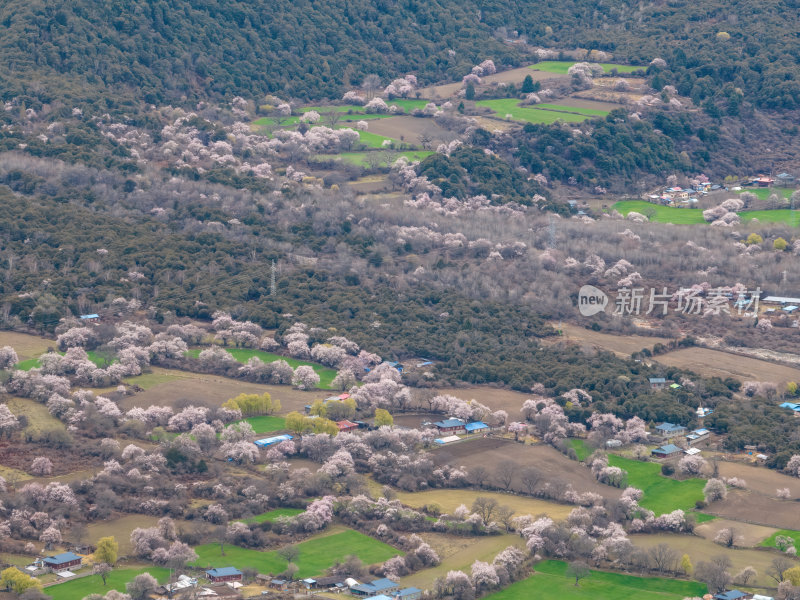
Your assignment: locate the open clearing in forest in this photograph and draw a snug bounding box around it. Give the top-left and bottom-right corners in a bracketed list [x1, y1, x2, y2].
[717, 461, 800, 497]
[314, 150, 433, 167]
[393, 488, 575, 520]
[119, 368, 321, 413]
[47, 567, 170, 600]
[531, 61, 644, 75]
[632, 533, 796, 588]
[419, 66, 568, 99]
[366, 115, 455, 146]
[547, 97, 622, 112]
[431, 437, 623, 499]
[475, 98, 596, 124]
[653, 347, 800, 384]
[486, 559, 706, 600]
[0, 331, 53, 360]
[551, 323, 671, 356]
[192, 527, 400, 579]
[400, 532, 524, 590]
[705, 489, 800, 529]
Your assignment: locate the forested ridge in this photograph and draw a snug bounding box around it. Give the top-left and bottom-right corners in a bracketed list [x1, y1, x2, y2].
[2, 0, 799, 110]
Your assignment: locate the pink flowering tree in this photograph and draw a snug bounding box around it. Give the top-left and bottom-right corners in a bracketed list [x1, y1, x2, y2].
[0, 346, 18, 370]
[292, 366, 320, 390]
[785, 455, 800, 477]
[30, 456, 53, 476]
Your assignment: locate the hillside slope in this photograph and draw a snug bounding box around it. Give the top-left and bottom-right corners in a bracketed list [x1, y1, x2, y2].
[1, 0, 799, 108]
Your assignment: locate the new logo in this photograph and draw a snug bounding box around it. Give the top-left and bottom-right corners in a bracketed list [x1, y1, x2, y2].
[578, 285, 608, 316]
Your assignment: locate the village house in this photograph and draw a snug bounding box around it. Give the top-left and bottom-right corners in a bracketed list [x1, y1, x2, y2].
[42, 552, 82, 572]
[654, 422, 686, 438]
[686, 428, 710, 443]
[205, 567, 243, 583]
[433, 418, 467, 435]
[464, 421, 489, 435]
[651, 443, 682, 459]
[779, 402, 800, 415]
[336, 419, 360, 433]
[269, 579, 289, 591]
[648, 377, 667, 390]
[350, 578, 401, 597]
[714, 590, 753, 600]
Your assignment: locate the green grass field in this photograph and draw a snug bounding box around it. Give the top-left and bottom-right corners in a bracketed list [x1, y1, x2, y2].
[192, 529, 400, 578]
[241, 415, 287, 434]
[314, 150, 433, 167]
[476, 98, 593, 124]
[15, 350, 114, 371]
[613, 200, 800, 227]
[531, 61, 643, 74]
[356, 130, 396, 148]
[486, 560, 705, 600]
[612, 201, 707, 224]
[760, 529, 800, 550]
[568, 439, 592, 462]
[185, 347, 336, 389]
[47, 567, 170, 600]
[607, 455, 705, 515]
[735, 187, 793, 201]
[740, 209, 800, 226]
[241, 507, 305, 524]
[537, 103, 611, 117]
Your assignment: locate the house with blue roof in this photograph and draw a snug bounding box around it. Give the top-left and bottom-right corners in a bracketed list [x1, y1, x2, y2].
[655, 422, 686, 437]
[350, 578, 400, 597]
[43, 552, 82, 571]
[433, 418, 466, 434]
[254, 434, 293, 447]
[464, 421, 489, 434]
[649, 377, 667, 390]
[780, 402, 800, 414]
[206, 567, 243, 582]
[713, 590, 751, 600]
[651, 444, 682, 458]
[397, 587, 423, 599]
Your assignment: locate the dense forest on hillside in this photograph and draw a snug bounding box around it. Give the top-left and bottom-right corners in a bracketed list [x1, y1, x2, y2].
[1, 0, 799, 110]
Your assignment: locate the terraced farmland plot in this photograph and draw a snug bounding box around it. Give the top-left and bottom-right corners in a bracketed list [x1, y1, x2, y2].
[486, 560, 706, 600]
[475, 98, 604, 124]
[531, 61, 644, 74]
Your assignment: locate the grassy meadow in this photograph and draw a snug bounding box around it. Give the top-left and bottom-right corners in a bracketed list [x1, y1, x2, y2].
[47, 567, 170, 600]
[607, 455, 705, 515]
[314, 150, 433, 166]
[760, 528, 800, 550]
[241, 415, 287, 433]
[192, 528, 400, 578]
[485, 560, 705, 600]
[240, 507, 305, 524]
[531, 61, 643, 74]
[614, 200, 800, 226]
[475, 98, 596, 124]
[185, 347, 337, 389]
